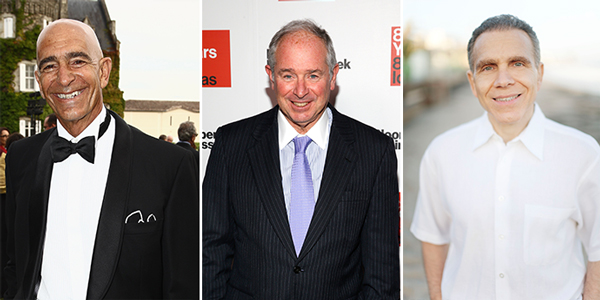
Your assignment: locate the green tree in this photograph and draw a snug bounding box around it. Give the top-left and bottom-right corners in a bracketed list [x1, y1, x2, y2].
[0, 0, 42, 133]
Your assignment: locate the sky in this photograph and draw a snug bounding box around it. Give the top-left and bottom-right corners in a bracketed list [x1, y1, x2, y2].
[103, 0, 200, 101]
[404, 0, 600, 95]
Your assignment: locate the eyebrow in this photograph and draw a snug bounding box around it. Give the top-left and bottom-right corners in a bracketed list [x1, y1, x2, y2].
[278, 68, 294, 74]
[475, 56, 533, 71]
[277, 68, 323, 74]
[508, 56, 532, 65]
[38, 51, 93, 68]
[67, 51, 93, 61]
[38, 55, 57, 68]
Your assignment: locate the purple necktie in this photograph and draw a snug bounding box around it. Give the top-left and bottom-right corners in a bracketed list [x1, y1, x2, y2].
[290, 136, 315, 256]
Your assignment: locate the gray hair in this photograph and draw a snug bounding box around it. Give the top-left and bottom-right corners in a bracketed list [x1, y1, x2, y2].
[267, 19, 337, 77]
[178, 121, 197, 142]
[467, 14, 540, 71]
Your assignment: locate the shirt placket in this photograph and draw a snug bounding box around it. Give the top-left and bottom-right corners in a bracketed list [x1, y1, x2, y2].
[494, 142, 514, 300]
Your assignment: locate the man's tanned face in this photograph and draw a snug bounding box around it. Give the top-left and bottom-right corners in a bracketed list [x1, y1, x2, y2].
[35, 20, 112, 136]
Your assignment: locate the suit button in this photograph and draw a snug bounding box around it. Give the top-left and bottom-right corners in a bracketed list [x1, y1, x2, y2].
[293, 266, 303, 274]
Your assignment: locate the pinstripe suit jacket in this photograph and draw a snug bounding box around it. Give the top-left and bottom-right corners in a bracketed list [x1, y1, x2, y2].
[203, 104, 399, 300]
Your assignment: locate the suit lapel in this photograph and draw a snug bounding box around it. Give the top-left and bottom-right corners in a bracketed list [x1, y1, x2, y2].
[86, 111, 133, 299]
[247, 107, 297, 259]
[23, 132, 54, 298]
[298, 106, 357, 260]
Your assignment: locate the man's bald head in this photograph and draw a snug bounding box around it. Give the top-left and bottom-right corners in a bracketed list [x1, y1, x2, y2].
[34, 18, 112, 137]
[37, 19, 104, 63]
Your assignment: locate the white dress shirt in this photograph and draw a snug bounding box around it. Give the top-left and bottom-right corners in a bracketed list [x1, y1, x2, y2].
[38, 108, 115, 300]
[279, 107, 332, 216]
[411, 104, 600, 300]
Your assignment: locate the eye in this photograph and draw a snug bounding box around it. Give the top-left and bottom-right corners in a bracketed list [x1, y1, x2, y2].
[71, 59, 88, 67]
[309, 74, 319, 79]
[41, 64, 57, 72]
[281, 74, 293, 80]
[514, 62, 524, 67]
[480, 65, 494, 73]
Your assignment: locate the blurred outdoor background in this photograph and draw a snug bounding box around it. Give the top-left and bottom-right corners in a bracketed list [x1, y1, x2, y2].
[402, 1, 600, 299]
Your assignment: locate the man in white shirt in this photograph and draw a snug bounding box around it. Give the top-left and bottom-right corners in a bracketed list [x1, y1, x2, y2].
[4, 19, 198, 299]
[411, 14, 600, 300]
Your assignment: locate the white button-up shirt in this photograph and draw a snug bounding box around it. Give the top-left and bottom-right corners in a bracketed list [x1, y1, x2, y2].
[39, 108, 115, 300]
[411, 104, 600, 300]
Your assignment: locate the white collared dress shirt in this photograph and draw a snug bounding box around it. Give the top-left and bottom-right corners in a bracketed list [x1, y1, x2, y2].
[278, 107, 332, 217]
[38, 108, 115, 300]
[411, 104, 600, 300]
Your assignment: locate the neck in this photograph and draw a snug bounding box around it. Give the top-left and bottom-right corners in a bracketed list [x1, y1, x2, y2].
[490, 117, 531, 144]
[489, 104, 535, 144]
[60, 107, 103, 137]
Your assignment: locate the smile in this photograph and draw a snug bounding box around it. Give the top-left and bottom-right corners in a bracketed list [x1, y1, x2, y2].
[55, 90, 82, 99]
[493, 94, 520, 102]
[292, 101, 308, 107]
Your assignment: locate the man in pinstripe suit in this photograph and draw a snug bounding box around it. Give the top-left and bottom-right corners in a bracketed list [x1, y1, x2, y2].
[203, 19, 399, 299]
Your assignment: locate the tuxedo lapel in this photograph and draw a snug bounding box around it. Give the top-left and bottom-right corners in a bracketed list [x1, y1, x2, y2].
[247, 107, 297, 259]
[22, 132, 55, 298]
[298, 107, 357, 260]
[86, 111, 133, 299]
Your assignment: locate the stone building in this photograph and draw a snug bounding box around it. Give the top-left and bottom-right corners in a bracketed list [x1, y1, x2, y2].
[124, 100, 200, 142]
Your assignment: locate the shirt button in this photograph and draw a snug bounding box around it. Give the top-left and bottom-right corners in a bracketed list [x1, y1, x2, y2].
[499, 273, 504, 278]
[498, 196, 505, 201]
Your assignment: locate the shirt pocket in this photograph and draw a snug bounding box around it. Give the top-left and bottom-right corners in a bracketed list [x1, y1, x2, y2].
[523, 204, 575, 266]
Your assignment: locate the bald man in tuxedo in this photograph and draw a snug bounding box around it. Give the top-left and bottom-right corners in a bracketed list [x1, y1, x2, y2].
[4, 19, 198, 299]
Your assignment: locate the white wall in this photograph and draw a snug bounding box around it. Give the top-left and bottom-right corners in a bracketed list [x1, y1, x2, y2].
[124, 108, 199, 140]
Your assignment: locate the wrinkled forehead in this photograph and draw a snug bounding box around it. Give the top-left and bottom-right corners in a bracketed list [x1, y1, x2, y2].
[472, 29, 535, 61]
[37, 20, 103, 60]
[275, 31, 328, 64]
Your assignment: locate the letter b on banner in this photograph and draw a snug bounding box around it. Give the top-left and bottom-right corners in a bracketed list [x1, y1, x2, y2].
[390, 26, 401, 86]
[203, 30, 232, 88]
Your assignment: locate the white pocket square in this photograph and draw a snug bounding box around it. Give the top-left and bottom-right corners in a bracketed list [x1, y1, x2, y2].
[125, 210, 156, 224]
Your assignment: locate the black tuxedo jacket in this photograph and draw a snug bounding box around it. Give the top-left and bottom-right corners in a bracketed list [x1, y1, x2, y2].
[203, 105, 399, 299]
[176, 141, 200, 165]
[4, 110, 199, 299]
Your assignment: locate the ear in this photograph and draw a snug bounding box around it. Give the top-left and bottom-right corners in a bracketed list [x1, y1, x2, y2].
[536, 62, 544, 91]
[466, 69, 478, 98]
[329, 64, 340, 90]
[98, 57, 113, 89]
[265, 64, 275, 89]
[34, 70, 46, 100]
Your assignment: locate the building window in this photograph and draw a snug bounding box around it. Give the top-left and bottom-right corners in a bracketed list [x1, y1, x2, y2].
[3, 16, 14, 38]
[19, 63, 38, 92]
[25, 64, 35, 90]
[19, 118, 42, 137]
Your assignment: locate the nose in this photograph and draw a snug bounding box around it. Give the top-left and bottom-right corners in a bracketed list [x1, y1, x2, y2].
[494, 67, 515, 88]
[293, 77, 309, 98]
[57, 64, 76, 86]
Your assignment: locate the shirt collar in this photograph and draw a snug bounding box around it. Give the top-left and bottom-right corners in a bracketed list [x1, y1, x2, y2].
[472, 103, 545, 160]
[57, 107, 107, 143]
[278, 107, 332, 150]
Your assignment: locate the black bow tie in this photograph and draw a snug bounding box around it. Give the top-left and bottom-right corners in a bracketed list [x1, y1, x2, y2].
[50, 112, 111, 164]
[51, 135, 96, 163]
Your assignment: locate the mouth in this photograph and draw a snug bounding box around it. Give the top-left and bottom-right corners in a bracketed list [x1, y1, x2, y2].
[54, 90, 83, 100]
[493, 94, 521, 102]
[292, 101, 309, 107]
